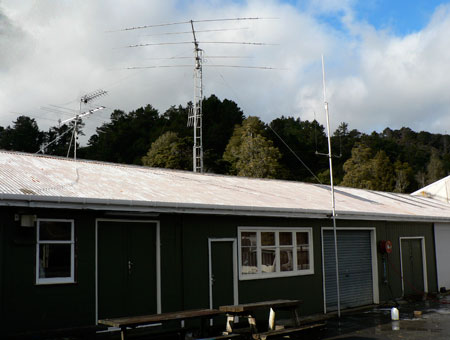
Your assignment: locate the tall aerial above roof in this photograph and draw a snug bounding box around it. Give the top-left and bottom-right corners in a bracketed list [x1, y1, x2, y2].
[113, 17, 277, 173]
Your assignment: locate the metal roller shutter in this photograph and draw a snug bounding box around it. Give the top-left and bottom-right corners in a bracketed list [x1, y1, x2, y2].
[323, 230, 373, 312]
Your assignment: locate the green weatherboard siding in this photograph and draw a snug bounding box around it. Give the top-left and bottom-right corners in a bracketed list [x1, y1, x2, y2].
[98, 221, 157, 319]
[2, 210, 96, 335]
[0, 209, 440, 336]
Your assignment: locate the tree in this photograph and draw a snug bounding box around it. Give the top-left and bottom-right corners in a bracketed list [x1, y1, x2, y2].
[267, 116, 327, 182]
[0, 116, 44, 152]
[224, 116, 282, 178]
[341, 143, 374, 189]
[332, 122, 361, 183]
[426, 150, 446, 184]
[393, 160, 414, 193]
[84, 105, 162, 164]
[370, 150, 395, 192]
[142, 131, 191, 170]
[202, 95, 245, 173]
[341, 144, 396, 191]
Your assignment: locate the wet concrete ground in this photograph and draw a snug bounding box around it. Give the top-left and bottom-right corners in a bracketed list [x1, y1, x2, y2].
[308, 294, 450, 340]
[26, 295, 450, 340]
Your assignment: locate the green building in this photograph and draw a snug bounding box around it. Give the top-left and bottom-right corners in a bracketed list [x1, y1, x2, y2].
[1, 151, 448, 337]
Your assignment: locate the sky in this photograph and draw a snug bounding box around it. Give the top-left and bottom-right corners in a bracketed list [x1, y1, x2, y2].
[2, 0, 450, 144]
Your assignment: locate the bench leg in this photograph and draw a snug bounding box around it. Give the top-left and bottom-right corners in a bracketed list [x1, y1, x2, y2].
[226, 315, 235, 333]
[268, 308, 276, 330]
[248, 315, 258, 333]
[291, 308, 301, 327]
[120, 327, 127, 340]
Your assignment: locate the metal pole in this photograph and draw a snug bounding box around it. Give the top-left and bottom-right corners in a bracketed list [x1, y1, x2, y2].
[74, 119, 77, 161]
[190, 20, 203, 173]
[322, 55, 341, 317]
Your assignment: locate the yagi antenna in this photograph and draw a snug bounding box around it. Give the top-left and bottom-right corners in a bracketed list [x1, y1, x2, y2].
[125, 65, 282, 70]
[144, 27, 250, 37]
[80, 89, 108, 104]
[125, 41, 274, 48]
[114, 17, 278, 173]
[145, 56, 253, 60]
[38, 106, 106, 156]
[108, 17, 275, 32]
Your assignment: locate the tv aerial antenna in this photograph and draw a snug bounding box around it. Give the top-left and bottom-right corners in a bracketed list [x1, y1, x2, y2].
[38, 90, 107, 159]
[66, 89, 108, 160]
[115, 17, 277, 173]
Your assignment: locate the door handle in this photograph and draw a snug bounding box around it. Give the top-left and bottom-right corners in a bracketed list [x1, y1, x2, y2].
[128, 260, 133, 275]
[211, 274, 215, 285]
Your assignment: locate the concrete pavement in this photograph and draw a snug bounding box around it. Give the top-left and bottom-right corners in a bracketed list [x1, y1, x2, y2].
[307, 294, 450, 340]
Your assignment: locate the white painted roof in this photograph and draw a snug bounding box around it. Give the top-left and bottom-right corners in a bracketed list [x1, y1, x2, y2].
[1, 150, 450, 222]
[412, 175, 450, 204]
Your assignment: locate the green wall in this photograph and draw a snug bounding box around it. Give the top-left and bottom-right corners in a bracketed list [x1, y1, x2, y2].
[1, 208, 97, 336]
[0, 207, 439, 336]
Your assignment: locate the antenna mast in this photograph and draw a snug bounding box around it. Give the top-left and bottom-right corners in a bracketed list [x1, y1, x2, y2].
[116, 17, 276, 173]
[322, 55, 341, 318]
[187, 20, 204, 173]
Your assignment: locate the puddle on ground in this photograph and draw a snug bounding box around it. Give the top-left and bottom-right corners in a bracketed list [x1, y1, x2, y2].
[376, 320, 443, 333]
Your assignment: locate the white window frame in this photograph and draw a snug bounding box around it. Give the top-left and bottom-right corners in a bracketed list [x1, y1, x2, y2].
[36, 218, 75, 285]
[238, 227, 314, 280]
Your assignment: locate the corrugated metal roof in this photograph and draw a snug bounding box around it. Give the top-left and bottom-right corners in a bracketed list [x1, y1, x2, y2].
[412, 175, 450, 204]
[1, 150, 450, 222]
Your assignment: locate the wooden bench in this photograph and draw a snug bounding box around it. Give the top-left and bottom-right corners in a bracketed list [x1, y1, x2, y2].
[98, 308, 223, 340]
[219, 299, 304, 334]
[252, 322, 325, 340]
[196, 333, 242, 340]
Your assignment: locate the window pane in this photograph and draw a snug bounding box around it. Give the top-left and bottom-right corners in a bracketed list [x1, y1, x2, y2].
[297, 246, 310, 270]
[241, 247, 257, 274]
[261, 232, 275, 246]
[261, 248, 276, 273]
[39, 244, 71, 278]
[280, 232, 292, 245]
[241, 232, 257, 247]
[280, 249, 293, 271]
[296, 232, 308, 245]
[39, 221, 72, 241]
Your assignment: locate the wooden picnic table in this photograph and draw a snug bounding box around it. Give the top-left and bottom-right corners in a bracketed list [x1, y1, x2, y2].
[98, 308, 224, 340]
[219, 299, 303, 334]
[218, 299, 325, 339]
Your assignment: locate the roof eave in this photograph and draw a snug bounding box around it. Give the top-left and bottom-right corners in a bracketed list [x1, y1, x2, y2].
[0, 193, 448, 223]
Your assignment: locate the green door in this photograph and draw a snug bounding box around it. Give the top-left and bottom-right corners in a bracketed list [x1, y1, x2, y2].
[211, 241, 235, 309]
[401, 238, 424, 296]
[98, 221, 157, 319]
[210, 240, 236, 327]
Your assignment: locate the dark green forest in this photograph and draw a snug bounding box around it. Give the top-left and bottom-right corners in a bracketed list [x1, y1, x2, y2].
[1, 94, 449, 193]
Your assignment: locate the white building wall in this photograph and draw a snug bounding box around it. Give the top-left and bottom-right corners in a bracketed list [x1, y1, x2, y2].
[434, 223, 450, 291]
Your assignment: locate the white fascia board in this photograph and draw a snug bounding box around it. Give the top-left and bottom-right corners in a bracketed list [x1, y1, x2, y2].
[1, 193, 450, 222]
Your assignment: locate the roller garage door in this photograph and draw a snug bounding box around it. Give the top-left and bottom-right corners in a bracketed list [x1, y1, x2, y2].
[323, 230, 374, 312]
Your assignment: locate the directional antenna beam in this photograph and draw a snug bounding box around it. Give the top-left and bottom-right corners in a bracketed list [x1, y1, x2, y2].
[108, 17, 274, 32]
[115, 17, 277, 173]
[81, 89, 108, 104]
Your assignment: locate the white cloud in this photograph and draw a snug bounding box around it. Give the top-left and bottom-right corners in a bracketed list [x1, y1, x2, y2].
[1, 0, 450, 146]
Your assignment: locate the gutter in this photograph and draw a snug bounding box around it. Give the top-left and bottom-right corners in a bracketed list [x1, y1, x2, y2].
[0, 193, 449, 223]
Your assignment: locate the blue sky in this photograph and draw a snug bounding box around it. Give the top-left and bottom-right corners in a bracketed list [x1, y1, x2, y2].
[289, 0, 449, 35]
[353, 0, 447, 34]
[3, 0, 450, 137]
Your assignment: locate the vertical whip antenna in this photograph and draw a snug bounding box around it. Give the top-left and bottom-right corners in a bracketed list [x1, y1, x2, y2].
[322, 55, 341, 318]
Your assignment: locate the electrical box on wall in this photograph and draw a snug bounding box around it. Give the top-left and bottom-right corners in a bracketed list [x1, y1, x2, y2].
[20, 214, 36, 227]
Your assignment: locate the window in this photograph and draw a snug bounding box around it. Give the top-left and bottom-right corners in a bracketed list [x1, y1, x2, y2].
[239, 227, 313, 279]
[36, 219, 75, 284]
